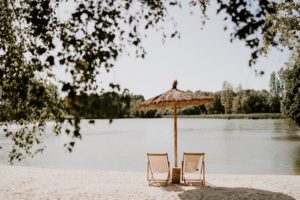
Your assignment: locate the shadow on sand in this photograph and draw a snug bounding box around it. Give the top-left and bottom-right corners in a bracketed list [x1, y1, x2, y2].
[177, 186, 296, 200]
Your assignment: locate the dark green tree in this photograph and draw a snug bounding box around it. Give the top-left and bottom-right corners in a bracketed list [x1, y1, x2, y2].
[268, 72, 281, 113]
[232, 85, 243, 114]
[68, 91, 131, 119]
[232, 95, 243, 114]
[282, 49, 300, 125]
[240, 89, 270, 113]
[221, 81, 234, 114]
[129, 94, 145, 117]
[209, 91, 225, 114]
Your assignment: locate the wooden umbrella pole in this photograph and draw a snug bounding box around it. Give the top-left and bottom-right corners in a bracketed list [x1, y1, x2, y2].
[171, 102, 180, 184]
[174, 102, 178, 167]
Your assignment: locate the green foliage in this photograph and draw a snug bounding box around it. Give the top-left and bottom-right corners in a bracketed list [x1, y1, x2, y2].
[269, 72, 281, 98]
[232, 95, 243, 114]
[179, 91, 221, 115]
[206, 91, 224, 114]
[240, 89, 270, 113]
[0, 82, 64, 162]
[281, 49, 300, 125]
[221, 81, 234, 114]
[67, 91, 131, 119]
[268, 71, 282, 113]
[179, 107, 202, 115]
[128, 95, 146, 117]
[217, 0, 300, 68]
[263, 2, 300, 53]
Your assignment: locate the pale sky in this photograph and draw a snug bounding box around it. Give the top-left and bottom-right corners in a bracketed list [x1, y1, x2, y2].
[56, 1, 290, 99]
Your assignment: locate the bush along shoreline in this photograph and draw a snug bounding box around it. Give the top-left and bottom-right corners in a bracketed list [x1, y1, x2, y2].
[162, 113, 284, 119]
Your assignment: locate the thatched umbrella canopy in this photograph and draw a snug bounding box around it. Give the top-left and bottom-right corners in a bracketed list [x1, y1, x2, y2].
[138, 80, 214, 168]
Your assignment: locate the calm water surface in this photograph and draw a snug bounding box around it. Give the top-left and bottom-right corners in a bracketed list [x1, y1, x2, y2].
[0, 119, 300, 175]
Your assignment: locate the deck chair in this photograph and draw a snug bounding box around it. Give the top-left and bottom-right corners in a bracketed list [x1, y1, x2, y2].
[181, 152, 205, 186]
[147, 153, 170, 186]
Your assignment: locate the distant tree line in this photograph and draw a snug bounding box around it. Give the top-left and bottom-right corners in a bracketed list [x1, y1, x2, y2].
[1, 68, 298, 126]
[61, 77, 283, 119]
[69, 57, 298, 126]
[64, 91, 131, 119]
[62, 92, 161, 119]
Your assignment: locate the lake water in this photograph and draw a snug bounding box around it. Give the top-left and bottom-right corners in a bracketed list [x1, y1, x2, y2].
[0, 119, 300, 175]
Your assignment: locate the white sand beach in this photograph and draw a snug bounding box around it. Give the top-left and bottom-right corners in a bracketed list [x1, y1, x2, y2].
[0, 165, 299, 200]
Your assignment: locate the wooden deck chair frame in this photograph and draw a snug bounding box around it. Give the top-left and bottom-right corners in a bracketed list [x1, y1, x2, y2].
[181, 152, 205, 186]
[147, 153, 171, 186]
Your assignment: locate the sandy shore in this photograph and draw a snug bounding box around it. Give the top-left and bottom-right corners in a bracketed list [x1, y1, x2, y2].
[0, 165, 299, 200]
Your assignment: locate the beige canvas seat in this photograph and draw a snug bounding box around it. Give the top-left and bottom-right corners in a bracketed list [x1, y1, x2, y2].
[147, 153, 170, 186]
[181, 152, 205, 186]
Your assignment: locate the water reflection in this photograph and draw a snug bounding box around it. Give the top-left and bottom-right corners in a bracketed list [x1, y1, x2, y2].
[271, 119, 300, 142]
[269, 119, 300, 174]
[293, 146, 300, 174]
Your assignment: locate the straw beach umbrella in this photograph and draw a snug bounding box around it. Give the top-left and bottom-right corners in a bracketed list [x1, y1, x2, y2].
[138, 80, 214, 183]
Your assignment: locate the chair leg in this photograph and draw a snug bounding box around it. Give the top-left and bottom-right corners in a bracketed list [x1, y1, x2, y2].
[203, 160, 206, 186]
[182, 161, 186, 185]
[147, 162, 149, 181]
